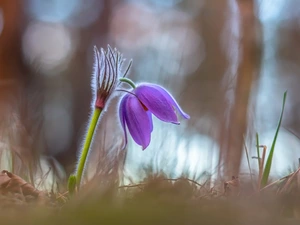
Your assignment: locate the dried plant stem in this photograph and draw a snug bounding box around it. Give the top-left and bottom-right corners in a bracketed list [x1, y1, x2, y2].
[278, 167, 300, 194]
[165, 178, 204, 188]
[75, 108, 102, 188]
[255, 133, 261, 173]
[243, 136, 253, 186]
[118, 178, 204, 189]
[252, 169, 298, 194]
[10, 151, 15, 174]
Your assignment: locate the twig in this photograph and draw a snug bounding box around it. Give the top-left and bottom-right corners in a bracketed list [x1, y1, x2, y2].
[118, 178, 204, 189]
[118, 183, 146, 189]
[164, 178, 203, 188]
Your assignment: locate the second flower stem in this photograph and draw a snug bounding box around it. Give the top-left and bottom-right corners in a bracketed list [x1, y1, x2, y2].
[75, 107, 102, 188]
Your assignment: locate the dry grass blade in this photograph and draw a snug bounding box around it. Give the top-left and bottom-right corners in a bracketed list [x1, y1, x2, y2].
[278, 167, 300, 194]
[119, 183, 146, 189]
[258, 171, 295, 193]
[256, 133, 261, 171]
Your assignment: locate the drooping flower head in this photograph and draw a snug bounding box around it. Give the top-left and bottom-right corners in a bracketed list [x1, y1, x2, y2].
[119, 82, 190, 150]
[92, 46, 132, 109]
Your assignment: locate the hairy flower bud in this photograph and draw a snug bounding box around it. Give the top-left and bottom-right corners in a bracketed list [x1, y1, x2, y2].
[92, 46, 131, 109]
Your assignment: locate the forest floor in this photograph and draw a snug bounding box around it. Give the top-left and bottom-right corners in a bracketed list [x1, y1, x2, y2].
[0, 170, 300, 225]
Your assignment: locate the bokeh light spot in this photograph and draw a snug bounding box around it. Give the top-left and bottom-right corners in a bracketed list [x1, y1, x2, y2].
[22, 21, 74, 75]
[26, 0, 79, 23]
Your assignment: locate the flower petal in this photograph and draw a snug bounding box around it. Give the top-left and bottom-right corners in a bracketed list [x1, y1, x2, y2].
[135, 84, 178, 123]
[119, 95, 128, 149]
[124, 95, 152, 150]
[135, 84, 185, 124]
[147, 111, 153, 132]
[140, 84, 190, 120]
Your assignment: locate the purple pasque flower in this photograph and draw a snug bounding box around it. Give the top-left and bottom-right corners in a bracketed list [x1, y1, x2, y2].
[92, 46, 131, 109]
[119, 83, 190, 150]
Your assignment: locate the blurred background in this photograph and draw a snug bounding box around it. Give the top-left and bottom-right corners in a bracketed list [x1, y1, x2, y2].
[0, 0, 300, 188]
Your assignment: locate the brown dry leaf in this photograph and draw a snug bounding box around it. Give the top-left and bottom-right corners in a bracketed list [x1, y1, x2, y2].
[0, 170, 11, 187]
[0, 170, 40, 197]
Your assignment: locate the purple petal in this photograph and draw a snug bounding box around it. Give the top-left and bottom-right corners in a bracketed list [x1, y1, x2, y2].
[140, 84, 190, 120]
[119, 95, 128, 149]
[124, 95, 152, 150]
[135, 84, 189, 124]
[147, 111, 153, 132]
[135, 85, 178, 124]
[153, 84, 190, 120]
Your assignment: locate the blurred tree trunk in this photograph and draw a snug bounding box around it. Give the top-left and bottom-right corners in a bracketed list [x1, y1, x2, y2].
[221, 0, 262, 177]
[0, 1, 41, 179]
[0, 0, 23, 100]
[182, 0, 228, 134]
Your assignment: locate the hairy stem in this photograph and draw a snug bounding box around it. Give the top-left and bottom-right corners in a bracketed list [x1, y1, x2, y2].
[119, 78, 136, 89]
[75, 107, 102, 188]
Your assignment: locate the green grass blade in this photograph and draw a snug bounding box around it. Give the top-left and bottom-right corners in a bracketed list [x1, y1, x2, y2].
[261, 91, 287, 187]
[68, 175, 77, 195]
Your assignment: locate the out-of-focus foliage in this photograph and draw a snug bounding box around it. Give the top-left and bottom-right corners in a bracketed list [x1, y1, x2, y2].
[0, 0, 300, 187]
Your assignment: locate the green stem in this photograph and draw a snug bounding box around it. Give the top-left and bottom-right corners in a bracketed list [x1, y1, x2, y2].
[75, 107, 102, 188]
[119, 78, 136, 89]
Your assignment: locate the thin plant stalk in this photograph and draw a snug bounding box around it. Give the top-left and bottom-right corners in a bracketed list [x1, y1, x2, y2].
[255, 133, 261, 171]
[10, 151, 15, 174]
[243, 135, 254, 187]
[75, 108, 102, 188]
[28, 162, 35, 187]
